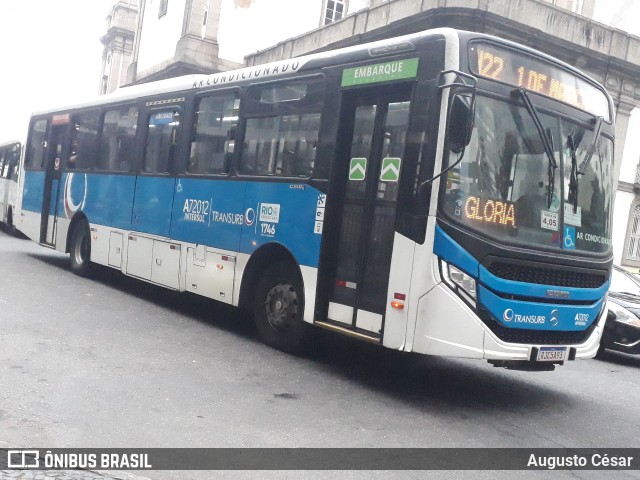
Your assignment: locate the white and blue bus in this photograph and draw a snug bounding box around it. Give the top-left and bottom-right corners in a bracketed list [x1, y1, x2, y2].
[18, 28, 614, 370]
[0, 140, 22, 233]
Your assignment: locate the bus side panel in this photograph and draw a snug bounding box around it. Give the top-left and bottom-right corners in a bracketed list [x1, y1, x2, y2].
[170, 179, 323, 267]
[239, 182, 324, 268]
[58, 173, 137, 231]
[20, 170, 46, 242]
[132, 176, 176, 237]
[171, 178, 323, 322]
[170, 178, 246, 252]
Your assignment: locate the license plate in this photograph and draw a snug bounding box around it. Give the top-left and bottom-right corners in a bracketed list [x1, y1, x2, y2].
[536, 347, 567, 362]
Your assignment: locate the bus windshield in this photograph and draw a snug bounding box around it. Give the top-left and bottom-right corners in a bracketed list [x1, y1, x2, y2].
[442, 94, 613, 253]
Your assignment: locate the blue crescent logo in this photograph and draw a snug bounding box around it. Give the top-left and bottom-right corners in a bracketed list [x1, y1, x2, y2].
[63, 173, 87, 219]
[244, 207, 255, 226]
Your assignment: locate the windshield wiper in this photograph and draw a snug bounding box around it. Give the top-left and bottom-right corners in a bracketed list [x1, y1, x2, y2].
[512, 87, 558, 207]
[512, 87, 558, 169]
[578, 116, 604, 175]
[567, 134, 579, 213]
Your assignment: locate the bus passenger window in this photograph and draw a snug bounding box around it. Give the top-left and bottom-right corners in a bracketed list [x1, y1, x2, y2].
[26, 119, 48, 170]
[68, 111, 100, 170]
[8, 147, 20, 180]
[189, 94, 238, 175]
[98, 106, 138, 172]
[240, 113, 320, 177]
[239, 77, 324, 178]
[144, 109, 180, 174]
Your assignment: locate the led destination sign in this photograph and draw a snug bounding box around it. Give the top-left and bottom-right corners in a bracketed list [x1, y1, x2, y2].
[469, 43, 610, 121]
[464, 196, 516, 228]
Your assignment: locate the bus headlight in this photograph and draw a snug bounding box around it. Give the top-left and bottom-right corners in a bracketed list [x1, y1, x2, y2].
[441, 260, 477, 306]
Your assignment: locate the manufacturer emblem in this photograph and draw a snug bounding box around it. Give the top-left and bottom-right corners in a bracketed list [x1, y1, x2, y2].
[546, 289, 570, 299]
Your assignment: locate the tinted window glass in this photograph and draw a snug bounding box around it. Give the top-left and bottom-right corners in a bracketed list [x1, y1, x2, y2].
[69, 111, 100, 170]
[26, 119, 48, 170]
[144, 109, 180, 174]
[188, 94, 238, 175]
[240, 113, 320, 177]
[98, 106, 138, 172]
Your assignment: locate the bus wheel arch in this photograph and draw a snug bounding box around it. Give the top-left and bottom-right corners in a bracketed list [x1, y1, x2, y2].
[67, 214, 92, 277]
[240, 244, 309, 353]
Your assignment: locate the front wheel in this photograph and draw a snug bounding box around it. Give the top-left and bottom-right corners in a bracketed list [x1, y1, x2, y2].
[69, 220, 92, 277]
[254, 261, 309, 354]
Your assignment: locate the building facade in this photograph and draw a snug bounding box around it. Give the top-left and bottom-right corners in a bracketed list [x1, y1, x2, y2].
[100, 0, 139, 94]
[101, 0, 376, 88]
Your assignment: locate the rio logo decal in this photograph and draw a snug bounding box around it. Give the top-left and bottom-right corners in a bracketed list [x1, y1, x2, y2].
[63, 173, 87, 219]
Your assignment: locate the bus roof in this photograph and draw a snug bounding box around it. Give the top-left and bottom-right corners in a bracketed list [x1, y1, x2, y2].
[30, 27, 609, 117]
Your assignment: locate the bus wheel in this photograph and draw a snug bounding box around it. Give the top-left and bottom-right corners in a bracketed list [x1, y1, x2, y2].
[6, 208, 16, 236]
[254, 262, 308, 354]
[70, 220, 92, 277]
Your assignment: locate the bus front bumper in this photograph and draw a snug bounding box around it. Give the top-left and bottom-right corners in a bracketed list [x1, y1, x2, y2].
[411, 283, 606, 365]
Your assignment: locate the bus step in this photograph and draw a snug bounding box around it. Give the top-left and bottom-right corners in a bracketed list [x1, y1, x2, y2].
[314, 320, 380, 344]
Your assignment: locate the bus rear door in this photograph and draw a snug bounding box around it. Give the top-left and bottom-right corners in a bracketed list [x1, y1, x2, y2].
[40, 116, 70, 245]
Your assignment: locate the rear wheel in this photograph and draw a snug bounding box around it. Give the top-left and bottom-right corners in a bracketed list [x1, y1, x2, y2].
[69, 220, 92, 277]
[254, 261, 309, 354]
[6, 208, 16, 236]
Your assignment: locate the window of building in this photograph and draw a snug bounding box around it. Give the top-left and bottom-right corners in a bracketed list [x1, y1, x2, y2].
[624, 202, 640, 266]
[189, 93, 239, 175]
[25, 119, 49, 170]
[98, 106, 138, 172]
[159, 0, 168, 18]
[143, 109, 180, 174]
[324, 0, 346, 25]
[68, 111, 100, 170]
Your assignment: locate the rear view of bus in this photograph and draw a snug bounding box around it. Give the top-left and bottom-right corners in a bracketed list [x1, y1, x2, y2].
[423, 34, 613, 370]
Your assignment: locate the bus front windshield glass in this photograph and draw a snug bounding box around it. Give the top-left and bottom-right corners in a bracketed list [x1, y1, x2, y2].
[441, 95, 613, 253]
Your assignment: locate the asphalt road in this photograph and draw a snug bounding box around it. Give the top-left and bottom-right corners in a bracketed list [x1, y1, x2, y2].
[1, 229, 639, 480]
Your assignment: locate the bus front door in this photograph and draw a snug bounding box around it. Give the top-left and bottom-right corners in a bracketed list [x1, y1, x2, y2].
[40, 123, 68, 246]
[326, 86, 412, 337]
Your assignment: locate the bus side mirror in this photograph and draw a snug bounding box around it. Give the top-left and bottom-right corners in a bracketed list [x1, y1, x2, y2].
[447, 92, 475, 154]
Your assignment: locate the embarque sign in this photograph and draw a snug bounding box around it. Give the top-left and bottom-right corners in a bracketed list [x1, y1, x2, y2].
[341, 58, 419, 87]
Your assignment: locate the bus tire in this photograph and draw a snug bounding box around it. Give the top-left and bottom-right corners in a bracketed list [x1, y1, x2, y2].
[69, 220, 92, 277]
[6, 208, 16, 236]
[254, 261, 309, 354]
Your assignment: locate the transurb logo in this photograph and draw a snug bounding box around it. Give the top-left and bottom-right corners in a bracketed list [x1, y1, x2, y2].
[63, 173, 87, 219]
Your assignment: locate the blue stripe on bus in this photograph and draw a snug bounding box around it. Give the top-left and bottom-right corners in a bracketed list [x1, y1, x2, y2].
[478, 285, 602, 331]
[478, 264, 609, 302]
[21, 171, 46, 213]
[433, 224, 479, 277]
[23, 171, 324, 268]
[171, 179, 323, 267]
[434, 224, 608, 302]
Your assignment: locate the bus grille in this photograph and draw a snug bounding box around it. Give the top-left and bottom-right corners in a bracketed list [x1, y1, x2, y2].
[487, 261, 606, 289]
[479, 310, 598, 345]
